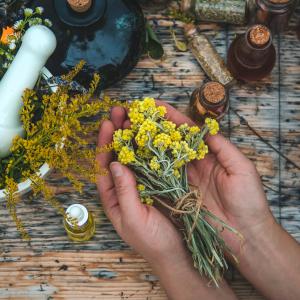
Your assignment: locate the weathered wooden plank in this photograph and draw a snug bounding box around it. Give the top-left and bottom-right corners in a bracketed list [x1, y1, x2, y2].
[0, 251, 265, 300]
[277, 5, 300, 239]
[0, 2, 299, 299]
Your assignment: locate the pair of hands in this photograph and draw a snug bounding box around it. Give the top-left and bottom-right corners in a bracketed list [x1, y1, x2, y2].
[96, 102, 272, 263]
[96, 102, 289, 300]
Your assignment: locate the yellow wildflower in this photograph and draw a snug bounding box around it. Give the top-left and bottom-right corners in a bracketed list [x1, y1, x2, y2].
[157, 105, 167, 117]
[173, 169, 180, 179]
[118, 146, 135, 165]
[142, 197, 154, 206]
[137, 184, 146, 191]
[128, 108, 144, 125]
[189, 126, 200, 135]
[205, 118, 219, 135]
[113, 129, 124, 152]
[162, 120, 176, 133]
[135, 132, 148, 147]
[170, 130, 182, 142]
[122, 129, 134, 141]
[139, 97, 156, 112]
[153, 133, 172, 150]
[197, 141, 209, 160]
[149, 156, 160, 171]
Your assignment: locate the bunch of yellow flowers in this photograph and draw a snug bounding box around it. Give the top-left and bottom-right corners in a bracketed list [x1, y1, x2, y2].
[112, 98, 240, 286]
[113, 97, 219, 204]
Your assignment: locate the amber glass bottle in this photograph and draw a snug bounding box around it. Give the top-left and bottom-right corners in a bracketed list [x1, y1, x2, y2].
[227, 24, 276, 82]
[190, 81, 229, 124]
[252, 0, 297, 33]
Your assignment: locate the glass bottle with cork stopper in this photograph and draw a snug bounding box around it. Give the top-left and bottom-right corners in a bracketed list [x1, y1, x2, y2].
[190, 81, 229, 124]
[252, 0, 297, 33]
[64, 204, 95, 242]
[227, 24, 276, 82]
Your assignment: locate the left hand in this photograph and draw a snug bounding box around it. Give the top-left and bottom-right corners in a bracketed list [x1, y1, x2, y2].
[96, 107, 189, 267]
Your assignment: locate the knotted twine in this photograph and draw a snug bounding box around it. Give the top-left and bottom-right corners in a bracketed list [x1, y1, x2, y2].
[153, 187, 203, 242]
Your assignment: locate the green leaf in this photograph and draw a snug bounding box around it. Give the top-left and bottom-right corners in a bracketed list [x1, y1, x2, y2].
[144, 21, 164, 60]
[170, 28, 188, 52]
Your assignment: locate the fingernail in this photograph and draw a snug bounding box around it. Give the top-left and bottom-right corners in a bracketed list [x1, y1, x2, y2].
[110, 162, 123, 177]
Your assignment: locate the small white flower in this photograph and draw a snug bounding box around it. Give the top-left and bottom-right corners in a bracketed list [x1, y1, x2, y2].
[13, 20, 23, 30]
[44, 19, 53, 27]
[24, 8, 33, 17]
[35, 6, 44, 14]
[9, 43, 16, 50]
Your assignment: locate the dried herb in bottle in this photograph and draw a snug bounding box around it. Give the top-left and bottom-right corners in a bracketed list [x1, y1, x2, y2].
[184, 24, 235, 87]
[181, 0, 251, 25]
[190, 81, 229, 123]
[251, 0, 297, 33]
[227, 24, 276, 82]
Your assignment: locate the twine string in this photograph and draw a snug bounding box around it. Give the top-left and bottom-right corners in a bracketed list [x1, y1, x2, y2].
[153, 188, 203, 241]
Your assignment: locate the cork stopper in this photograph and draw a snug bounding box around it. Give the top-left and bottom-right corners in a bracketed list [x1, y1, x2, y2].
[181, 0, 193, 12]
[203, 82, 225, 105]
[184, 23, 197, 38]
[249, 25, 271, 47]
[269, 0, 290, 3]
[67, 0, 92, 13]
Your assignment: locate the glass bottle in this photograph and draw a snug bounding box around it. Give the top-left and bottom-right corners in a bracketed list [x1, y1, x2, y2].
[184, 24, 235, 87]
[189, 81, 229, 124]
[63, 204, 95, 242]
[181, 0, 254, 25]
[227, 24, 276, 82]
[252, 0, 297, 33]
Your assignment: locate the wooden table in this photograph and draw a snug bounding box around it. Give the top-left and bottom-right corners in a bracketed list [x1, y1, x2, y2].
[1, 3, 299, 299]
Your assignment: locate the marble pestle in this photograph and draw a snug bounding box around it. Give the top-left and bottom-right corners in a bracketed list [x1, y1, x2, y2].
[0, 25, 57, 158]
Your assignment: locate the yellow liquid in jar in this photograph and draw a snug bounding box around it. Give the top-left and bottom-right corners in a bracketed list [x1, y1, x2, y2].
[63, 212, 95, 242]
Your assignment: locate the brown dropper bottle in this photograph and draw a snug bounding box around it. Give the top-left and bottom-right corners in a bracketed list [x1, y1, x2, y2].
[227, 24, 276, 82]
[190, 81, 229, 124]
[252, 0, 297, 33]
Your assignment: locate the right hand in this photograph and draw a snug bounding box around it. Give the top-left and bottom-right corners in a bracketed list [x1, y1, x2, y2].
[160, 102, 275, 256]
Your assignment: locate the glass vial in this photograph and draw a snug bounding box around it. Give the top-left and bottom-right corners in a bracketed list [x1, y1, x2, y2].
[181, 0, 251, 25]
[184, 24, 235, 87]
[251, 0, 297, 33]
[63, 204, 95, 242]
[227, 24, 276, 82]
[190, 81, 229, 124]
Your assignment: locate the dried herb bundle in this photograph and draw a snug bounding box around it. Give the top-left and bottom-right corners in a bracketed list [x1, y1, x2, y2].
[111, 98, 241, 285]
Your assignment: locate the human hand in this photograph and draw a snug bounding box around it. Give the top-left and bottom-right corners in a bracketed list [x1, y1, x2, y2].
[96, 106, 237, 300]
[96, 107, 189, 267]
[157, 102, 274, 255]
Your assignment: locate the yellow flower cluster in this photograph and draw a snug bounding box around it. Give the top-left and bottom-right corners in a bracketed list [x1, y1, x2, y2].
[112, 98, 220, 207]
[1, 61, 113, 240]
[118, 146, 135, 165]
[205, 118, 219, 135]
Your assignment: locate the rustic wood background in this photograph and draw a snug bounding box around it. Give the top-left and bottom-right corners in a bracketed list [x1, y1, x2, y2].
[1, 2, 300, 299]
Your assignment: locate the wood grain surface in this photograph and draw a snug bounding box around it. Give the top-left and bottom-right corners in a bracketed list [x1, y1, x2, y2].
[0, 2, 299, 299]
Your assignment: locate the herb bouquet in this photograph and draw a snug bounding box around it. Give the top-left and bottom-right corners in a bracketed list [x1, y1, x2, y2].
[112, 98, 240, 285]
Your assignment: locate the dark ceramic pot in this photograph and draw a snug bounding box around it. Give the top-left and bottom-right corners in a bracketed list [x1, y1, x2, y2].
[29, 0, 145, 89]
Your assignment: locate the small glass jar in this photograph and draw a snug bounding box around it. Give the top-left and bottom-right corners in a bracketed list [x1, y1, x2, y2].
[190, 81, 229, 124]
[181, 0, 254, 25]
[64, 204, 96, 242]
[227, 24, 276, 82]
[184, 24, 235, 87]
[252, 0, 297, 33]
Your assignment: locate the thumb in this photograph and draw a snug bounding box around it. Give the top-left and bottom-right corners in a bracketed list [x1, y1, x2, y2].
[110, 162, 145, 219]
